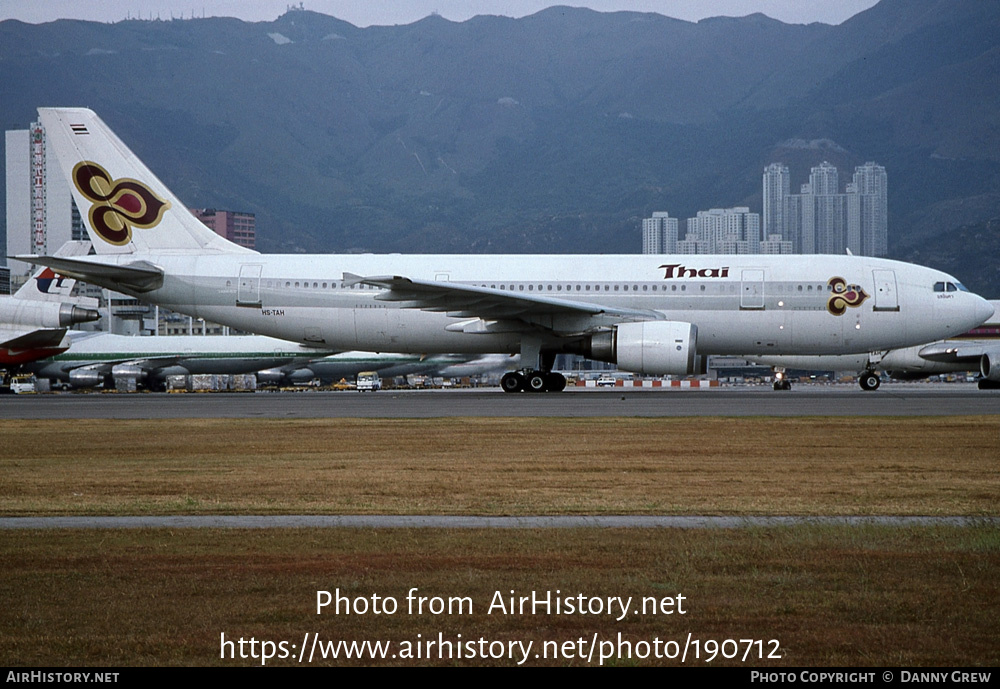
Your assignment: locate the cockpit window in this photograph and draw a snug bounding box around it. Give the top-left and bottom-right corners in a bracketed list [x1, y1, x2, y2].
[935, 281, 967, 292]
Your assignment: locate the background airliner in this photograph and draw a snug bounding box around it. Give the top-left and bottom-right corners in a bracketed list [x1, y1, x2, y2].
[257, 352, 511, 387]
[1, 242, 99, 383]
[24, 332, 333, 391]
[17, 108, 995, 393]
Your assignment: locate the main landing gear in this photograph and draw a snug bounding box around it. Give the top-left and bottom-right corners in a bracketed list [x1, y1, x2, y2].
[501, 340, 567, 393]
[501, 370, 567, 393]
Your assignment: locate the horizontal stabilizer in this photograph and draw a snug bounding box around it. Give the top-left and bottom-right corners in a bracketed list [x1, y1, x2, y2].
[14, 255, 163, 293]
[1, 328, 68, 350]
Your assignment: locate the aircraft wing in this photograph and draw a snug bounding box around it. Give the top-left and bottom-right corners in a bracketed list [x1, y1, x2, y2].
[917, 340, 999, 364]
[69, 355, 178, 370]
[346, 273, 665, 335]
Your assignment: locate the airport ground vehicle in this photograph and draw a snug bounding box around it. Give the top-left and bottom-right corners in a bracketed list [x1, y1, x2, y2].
[8, 376, 36, 394]
[356, 371, 382, 392]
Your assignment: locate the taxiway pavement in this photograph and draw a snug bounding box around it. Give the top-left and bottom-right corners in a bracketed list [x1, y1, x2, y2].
[1, 383, 996, 420]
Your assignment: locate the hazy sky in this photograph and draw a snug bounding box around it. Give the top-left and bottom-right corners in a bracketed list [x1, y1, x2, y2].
[0, 1, 881, 27]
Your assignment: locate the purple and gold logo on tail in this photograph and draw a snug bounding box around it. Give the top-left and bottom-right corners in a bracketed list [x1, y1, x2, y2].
[72, 161, 171, 245]
[827, 277, 869, 316]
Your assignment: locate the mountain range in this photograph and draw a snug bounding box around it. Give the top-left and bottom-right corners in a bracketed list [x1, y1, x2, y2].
[1, 0, 997, 293]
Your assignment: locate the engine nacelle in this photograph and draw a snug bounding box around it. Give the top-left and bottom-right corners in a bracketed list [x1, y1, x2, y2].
[67, 369, 106, 388]
[981, 352, 1000, 382]
[111, 364, 147, 383]
[256, 367, 314, 386]
[256, 369, 288, 386]
[0, 299, 99, 328]
[586, 321, 698, 376]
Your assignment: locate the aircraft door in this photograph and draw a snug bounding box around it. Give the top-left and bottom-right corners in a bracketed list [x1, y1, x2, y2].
[237, 264, 263, 307]
[740, 269, 765, 309]
[872, 270, 899, 312]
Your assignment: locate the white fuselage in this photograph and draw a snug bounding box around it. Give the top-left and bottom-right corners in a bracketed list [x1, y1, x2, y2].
[89, 252, 992, 358]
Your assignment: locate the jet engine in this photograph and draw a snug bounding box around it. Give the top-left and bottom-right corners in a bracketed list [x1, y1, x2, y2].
[980, 352, 1000, 382]
[256, 367, 315, 386]
[580, 321, 699, 376]
[0, 300, 99, 328]
[111, 363, 147, 385]
[256, 369, 289, 386]
[67, 369, 105, 388]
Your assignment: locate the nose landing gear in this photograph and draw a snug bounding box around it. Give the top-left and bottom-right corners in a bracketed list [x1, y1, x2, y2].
[772, 369, 792, 391]
[859, 370, 881, 391]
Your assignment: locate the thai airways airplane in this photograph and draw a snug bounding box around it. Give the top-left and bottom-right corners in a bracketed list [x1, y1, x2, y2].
[16, 108, 996, 393]
[1, 242, 100, 377]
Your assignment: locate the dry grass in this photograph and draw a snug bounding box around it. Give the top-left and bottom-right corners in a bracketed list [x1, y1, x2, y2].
[1, 415, 998, 666]
[1, 417, 997, 516]
[2, 526, 997, 666]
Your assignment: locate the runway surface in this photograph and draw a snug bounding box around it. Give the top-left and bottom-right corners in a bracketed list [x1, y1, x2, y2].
[2, 383, 997, 419]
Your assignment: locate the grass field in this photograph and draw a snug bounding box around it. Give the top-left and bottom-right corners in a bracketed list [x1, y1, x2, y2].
[1, 417, 997, 516]
[1, 416, 998, 666]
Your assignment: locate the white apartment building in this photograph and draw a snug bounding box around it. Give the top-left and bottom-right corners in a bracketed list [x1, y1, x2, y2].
[641, 211, 678, 254]
[5, 124, 86, 276]
[764, 160, 888, 257]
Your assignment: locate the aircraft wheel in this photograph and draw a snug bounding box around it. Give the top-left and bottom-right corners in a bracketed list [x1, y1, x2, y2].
[501, 372, 525, 393]
[545, 372, 567, 392]
[859, 372, 880, 391]
[526, 371, 548, 392]
[773, 379, 791, 391]
[978, 379, 1000, 390]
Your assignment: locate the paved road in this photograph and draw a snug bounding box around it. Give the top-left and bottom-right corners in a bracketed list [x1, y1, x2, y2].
[1, 383, 997, 419]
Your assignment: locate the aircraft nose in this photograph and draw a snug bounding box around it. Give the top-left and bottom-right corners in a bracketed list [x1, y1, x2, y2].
[974, 296, 995, 326]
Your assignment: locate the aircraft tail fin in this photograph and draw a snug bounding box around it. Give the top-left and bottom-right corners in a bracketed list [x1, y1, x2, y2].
[36, 108, 254, 257]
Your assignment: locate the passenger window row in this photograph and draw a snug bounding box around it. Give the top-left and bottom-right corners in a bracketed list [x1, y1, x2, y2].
[243, 280, 864, 295]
